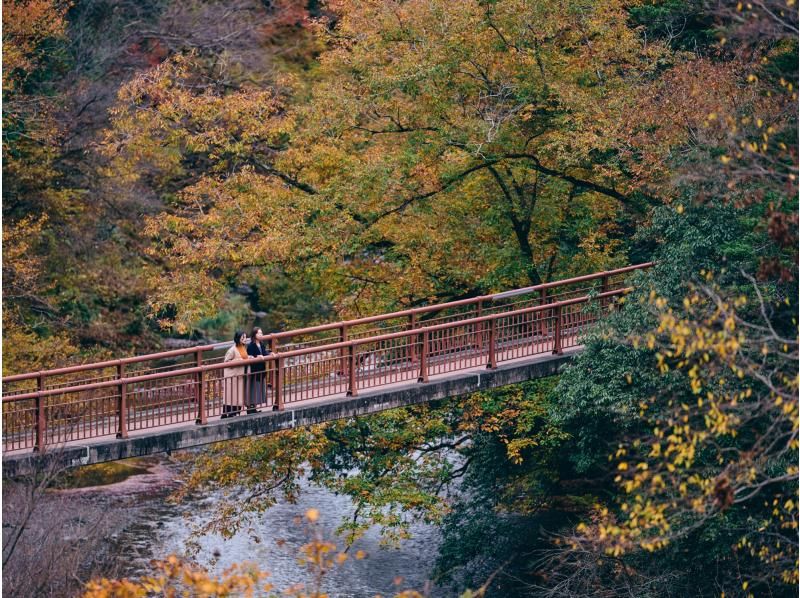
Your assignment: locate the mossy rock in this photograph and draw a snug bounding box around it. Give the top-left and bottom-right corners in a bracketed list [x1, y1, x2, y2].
[56, 458, 151, 489]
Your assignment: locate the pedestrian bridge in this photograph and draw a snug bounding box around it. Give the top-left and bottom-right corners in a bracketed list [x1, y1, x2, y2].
[2, 263, 651, 473]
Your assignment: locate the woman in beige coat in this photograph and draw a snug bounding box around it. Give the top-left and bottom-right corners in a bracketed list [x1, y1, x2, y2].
[222, 330, 249, 418]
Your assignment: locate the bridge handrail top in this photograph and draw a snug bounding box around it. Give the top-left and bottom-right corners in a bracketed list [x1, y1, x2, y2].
[0, 344, 230, 383]
[264, 262, 652, 338]
[2, 287, 631, 403]
[490, 262, 653, 298]
[2, 262, 652, 384]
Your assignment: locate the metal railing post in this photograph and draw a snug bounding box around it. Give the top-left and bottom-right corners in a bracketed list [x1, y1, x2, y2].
[117, 363, 129, 438]
[553, 305, 563, 355]
[474, 299, 484, 351]
[274, 355, 284, 410]
[408, 314, 418, 362]
[539, 289, 548, 338]
[195, 349, 206, 425]
[418, 330, 429, 382]
[339, 325, 348, 375]
[347, 344, 358, 396]
[601, 275, 610, 309]
[487, 317, 497, 369]
[35, 373, 46, 452]
[269, 336, 278, 391]
[243, 351, 251, 411]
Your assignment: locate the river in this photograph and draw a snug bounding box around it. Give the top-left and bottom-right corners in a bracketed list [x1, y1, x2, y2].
[101, 456, 450, 597]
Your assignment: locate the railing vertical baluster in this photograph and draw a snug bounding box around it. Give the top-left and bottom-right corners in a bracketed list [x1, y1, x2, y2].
[347, 344, 358, 396]
[553, 305, 563, 355]
[274, 355, 284, 410]
[117, 363, 129, 438]
[35, 373, 46, 452]
[487, 317, 497, 369]
[418, 330, 429, 383]
[601, 275, 610, 310]
[195, 349, 206, 425]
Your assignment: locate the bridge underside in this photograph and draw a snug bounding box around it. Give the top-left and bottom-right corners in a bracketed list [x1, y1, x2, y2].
[2, 350, 576, 477]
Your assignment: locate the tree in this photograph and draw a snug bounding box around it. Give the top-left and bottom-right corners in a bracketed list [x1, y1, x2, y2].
[111, 0, 685, 332]
[2, 0, 78, 372]
[289, 0, 660, 284]
[149, 4, 798, 595]
[546, 202, 797, 596]
[168, 380, 570, 596]
[2, 447, 129, 597]
[546, 14, 798, 591]
[2, 0, 320, 363]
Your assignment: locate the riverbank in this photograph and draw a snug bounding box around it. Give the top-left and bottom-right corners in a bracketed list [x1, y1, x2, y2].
[57, 456, 179, 495]
[2, 455, 180, 597]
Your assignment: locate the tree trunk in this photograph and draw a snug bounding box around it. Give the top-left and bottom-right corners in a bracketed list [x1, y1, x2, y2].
[512, 222, 542, 285]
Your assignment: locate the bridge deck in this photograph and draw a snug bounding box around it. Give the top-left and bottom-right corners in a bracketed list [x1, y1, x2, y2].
[2, 340, 578, 456]
[3, 263, 651, 462]
[2, 348, 578, 474]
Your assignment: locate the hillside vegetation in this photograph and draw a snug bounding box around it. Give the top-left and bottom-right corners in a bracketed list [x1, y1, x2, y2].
[3, 0, 797, 596]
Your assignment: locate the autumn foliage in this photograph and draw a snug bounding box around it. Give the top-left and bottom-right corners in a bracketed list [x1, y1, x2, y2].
[2, 0, 798, 596]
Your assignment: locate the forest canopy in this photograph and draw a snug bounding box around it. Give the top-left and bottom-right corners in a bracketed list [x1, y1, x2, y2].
[3, 0, 796, 353]
[2, 0, 798, 596]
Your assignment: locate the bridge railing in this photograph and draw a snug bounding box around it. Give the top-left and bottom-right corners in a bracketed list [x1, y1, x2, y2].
[1, 263, 652, 401]
[266, 262, 650, 351]
[2, 284, 637, 453]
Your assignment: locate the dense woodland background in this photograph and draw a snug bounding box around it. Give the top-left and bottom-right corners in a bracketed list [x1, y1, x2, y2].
[3, 0, 798, 596]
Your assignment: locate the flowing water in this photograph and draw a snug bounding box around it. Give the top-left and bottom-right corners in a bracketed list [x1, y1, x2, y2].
[102, 457, 449, 597]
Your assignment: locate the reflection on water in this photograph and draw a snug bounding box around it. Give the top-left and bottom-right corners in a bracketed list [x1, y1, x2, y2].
[126, 475, 448, 597]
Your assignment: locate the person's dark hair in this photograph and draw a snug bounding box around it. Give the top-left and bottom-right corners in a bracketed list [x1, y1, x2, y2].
[250, 327, 262, 343]
[234, 330, 246, 346]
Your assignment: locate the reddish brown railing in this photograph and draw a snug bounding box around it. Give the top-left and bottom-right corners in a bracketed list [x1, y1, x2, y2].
[1, 264, 651, 453]
[2, 263, 651, 394]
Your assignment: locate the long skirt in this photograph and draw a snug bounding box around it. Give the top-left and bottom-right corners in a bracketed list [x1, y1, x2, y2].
[223, 370, 246, 407]
[248, 373, 266, 406]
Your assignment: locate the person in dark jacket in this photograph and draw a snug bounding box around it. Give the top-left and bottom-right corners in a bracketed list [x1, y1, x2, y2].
[246, 327, 270, 413]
